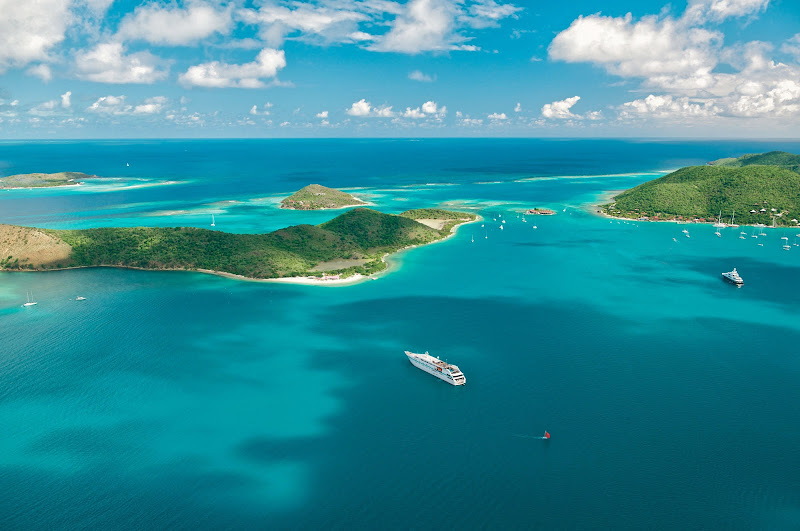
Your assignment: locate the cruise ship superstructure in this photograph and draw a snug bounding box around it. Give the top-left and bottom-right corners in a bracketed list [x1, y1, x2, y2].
[405, 351, 466, 385]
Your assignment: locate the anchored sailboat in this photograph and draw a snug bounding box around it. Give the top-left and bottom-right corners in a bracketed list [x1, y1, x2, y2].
[22, 291, 37, 307]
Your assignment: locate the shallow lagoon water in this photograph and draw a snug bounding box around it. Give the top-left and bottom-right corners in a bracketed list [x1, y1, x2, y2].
[1, 139, 799, 528]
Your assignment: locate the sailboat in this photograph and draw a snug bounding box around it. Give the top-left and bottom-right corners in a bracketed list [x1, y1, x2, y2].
[211, 214, 216, 227]
[713, 211, 725, 228]
[781, 236, 790, 250]
[471, 234, 474, 243]
[728, 211, 739, 228]
[538, 431, 551, 440]
[22, 291, 37, 307]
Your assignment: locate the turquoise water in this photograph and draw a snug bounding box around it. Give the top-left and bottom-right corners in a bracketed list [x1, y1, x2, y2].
[1, 140, 799, 528]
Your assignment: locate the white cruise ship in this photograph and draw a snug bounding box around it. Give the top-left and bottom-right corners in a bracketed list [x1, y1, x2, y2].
[405, 351, 466, 385]
[722, 268, 744, 285]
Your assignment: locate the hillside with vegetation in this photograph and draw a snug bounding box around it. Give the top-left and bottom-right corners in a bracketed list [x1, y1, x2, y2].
[602, 156, 800, 226]
[0, 172, 93, 189]
[710, 151, 800, 172]
[280, 184, 366, 210]
[0, 208, 476, 279]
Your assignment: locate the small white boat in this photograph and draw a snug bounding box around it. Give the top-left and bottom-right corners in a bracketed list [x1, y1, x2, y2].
[22, 291, 37, 307]
[682, 229, 689, 234]
[532, 225, 537, 229]
[722, 268, 744, 285]
[501, 220, 506, 224]
[499, 225, 504, 230]
[75, 296, 87, 301]
[715, 231, 721, 237]
[211, 214, 215, 227]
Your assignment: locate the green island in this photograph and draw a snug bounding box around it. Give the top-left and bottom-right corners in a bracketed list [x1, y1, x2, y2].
[0, 172, 94, 189]
[601, 151, 800, 226]
[280, 184, 366, 210]
[0, 207, 476, 281]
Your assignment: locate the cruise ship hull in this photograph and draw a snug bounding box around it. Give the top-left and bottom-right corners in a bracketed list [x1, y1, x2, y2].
[405, 351, 466, 385]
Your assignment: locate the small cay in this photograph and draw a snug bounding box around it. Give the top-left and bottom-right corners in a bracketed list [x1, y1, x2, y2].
[0, 172, 94, 189]
[280, 184, 366, 210]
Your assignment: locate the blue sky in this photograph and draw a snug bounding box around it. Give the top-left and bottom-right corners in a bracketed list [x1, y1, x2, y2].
[1, 0, 799, 138]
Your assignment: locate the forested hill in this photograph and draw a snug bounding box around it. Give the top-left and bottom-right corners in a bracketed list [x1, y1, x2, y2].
[1, 208, 476, 279]
[603, 156, 800, 226]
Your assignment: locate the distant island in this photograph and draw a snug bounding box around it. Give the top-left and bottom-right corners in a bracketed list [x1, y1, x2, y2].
[280, 184, 366, 210]
[0, 207, 476, 283]
[526, 208, 556, 215]
[0, 172, 94, 189]
[601, 151, 800, 226]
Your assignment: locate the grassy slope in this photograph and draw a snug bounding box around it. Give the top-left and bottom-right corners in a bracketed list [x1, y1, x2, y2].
[605, 164, 800, 225]
[0, 172, 92, 189]
[5, 208, 474, 278]
[280, 184, 365, 210]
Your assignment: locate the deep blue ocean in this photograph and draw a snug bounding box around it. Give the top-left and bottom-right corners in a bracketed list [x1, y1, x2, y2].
[1, 139, 799, 529]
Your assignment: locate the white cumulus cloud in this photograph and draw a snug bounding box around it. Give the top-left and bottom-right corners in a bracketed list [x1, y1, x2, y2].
[422, 100, 444, 114]
[250, 102, 273, 115]
[60, 91, 71, 108]
[684, 0, 770, 23]
[316, 110, 329, 118]
[134, 96, 168, 114]
[179, 49, 286, 88]
[76, 42, 169, 84]
[27, 64, 53, 82]
[347, 99, 372, 116]
[0, 0, 72, 72]
[541, 96, 581, 119]
[409, 70, 435, 82]
[404, 107, 426, 118]
[488, 112, 507, 120]
[87, 95, 129, 114]
[620, 94, 719, 118]
[117, 2, 233, 46]
[238, 2, 370, 47]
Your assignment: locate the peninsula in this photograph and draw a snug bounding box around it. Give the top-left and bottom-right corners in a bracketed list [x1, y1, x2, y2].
[0, 207, 476, 282]
[280, 184, 366, 210]
[0, 172, 94, 189]
[601, 151, 800, 226]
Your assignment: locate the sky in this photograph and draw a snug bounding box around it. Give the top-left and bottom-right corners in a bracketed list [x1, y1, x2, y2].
[1, 0, 800, 138]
